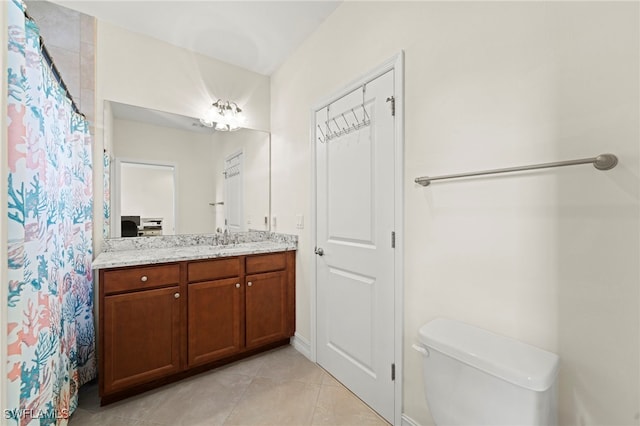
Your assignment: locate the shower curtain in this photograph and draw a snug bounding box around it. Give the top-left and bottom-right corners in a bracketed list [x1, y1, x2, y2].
[6, 0, 96, 424]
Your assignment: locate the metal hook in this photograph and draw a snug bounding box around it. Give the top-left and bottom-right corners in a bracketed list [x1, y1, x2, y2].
[362, 104, 370, 122]
[324, 120, 336, 139]
[341, 113, 355, 131]
[361, 83, 370, 123]
[317, 124, 326, 141]
[351, 108, 361, 125]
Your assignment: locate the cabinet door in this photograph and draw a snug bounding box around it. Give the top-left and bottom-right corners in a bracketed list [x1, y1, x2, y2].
[188, 277, 243, 366]
[103, 286, 181, 395]
[245, 271, 289, 349]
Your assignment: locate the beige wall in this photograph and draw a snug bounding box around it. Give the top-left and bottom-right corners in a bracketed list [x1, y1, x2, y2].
[96, 21, 270, 131]
[270, 2, 639, 425]
[94, 21, 271, 251]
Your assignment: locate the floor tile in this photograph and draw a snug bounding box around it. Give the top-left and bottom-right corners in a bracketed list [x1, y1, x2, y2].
[89, 385, 173, 422]
[76, 380, 101, 412]
[320, 370, 343, 387]
[216, 350, 268, 377]
[255, 347, 325, 384]
[70, 344, 387, 426]
[69, 407, 162, 425]
[311, 385, 389, 426]
[144, 372, 252, 426]
[224, 377, 321, 425]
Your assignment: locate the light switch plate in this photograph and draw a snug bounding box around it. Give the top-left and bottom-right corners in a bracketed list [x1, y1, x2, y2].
[296, 214, 304, 229]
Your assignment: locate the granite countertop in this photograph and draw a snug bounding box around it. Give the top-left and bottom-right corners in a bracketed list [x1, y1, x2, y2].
[93, 232, 298, 270]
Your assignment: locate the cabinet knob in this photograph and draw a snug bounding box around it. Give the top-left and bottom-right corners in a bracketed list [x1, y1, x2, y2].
[174, 293, 180, 299]
[140, 275, 148, 282]
[247, 281, 253, 287]
[235, 283, 240, 288]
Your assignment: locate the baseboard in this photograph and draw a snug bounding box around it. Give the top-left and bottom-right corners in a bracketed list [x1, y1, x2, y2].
[291, 332, 311, 359]
[401, 414, 422, 426]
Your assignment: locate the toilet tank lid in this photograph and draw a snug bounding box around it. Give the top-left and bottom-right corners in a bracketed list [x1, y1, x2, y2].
[418, 318, 559, 392]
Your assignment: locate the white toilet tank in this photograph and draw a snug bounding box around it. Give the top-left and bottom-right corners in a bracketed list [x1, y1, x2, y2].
[417, 318, 559, 426]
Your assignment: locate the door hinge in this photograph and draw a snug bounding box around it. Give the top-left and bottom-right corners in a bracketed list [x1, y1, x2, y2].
[391, 231, 395, 248]
[386, 96, 395, 116]
[391, 363, 396, 381]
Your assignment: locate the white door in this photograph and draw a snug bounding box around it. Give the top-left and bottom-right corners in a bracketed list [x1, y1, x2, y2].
[315, 70, 395, 422]
[224, 151, 243, 232]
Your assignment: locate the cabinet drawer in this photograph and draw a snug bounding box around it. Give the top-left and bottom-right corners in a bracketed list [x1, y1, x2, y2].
[103, 264, 180, 295]
[188, 257, 240, 282]
[245, 252, 287, 274]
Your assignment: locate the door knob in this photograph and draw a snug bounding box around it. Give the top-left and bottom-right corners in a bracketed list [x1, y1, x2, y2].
[235, 283, 240, 288]
[247, 281, 253, 287]
[315, 247, 324, 256]
[140, 275, 148, 282]
[174, 293, 180, 299]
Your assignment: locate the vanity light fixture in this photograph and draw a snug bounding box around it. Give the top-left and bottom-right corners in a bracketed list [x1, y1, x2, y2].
[200, 99, 246, 131]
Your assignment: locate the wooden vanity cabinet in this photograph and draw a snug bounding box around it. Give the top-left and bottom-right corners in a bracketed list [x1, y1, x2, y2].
[187, 258, 243, 367]
[245, 270, 288, 349]
[245, 252, 295, 349]
[98, 250, 295, 404]
[100, 264, 182, 396]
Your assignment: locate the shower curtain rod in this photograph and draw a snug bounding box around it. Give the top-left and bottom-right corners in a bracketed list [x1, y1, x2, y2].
[414, 153, 618, 187]
[23, 9, 83, 116]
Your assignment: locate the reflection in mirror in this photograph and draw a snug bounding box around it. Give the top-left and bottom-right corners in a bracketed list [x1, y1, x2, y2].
[105, 101, 270, 238]
[116, 160, 176, 237]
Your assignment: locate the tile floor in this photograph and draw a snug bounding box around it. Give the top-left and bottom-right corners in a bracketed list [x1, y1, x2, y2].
[70, 345, 390, 425]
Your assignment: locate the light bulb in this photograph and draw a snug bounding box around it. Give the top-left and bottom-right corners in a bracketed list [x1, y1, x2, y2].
[203, 100, 246, 131]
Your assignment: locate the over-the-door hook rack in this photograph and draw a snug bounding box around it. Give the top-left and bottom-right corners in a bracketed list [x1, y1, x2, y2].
[318, 84, 371, 143]
[320, 104, 371, 143]
[223, 165, 240, 179]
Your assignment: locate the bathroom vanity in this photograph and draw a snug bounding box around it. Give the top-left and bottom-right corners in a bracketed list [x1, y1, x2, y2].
[93, 232, 297, 405]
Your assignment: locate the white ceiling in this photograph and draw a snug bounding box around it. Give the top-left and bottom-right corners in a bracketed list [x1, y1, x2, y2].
[50, 0, 341, 76]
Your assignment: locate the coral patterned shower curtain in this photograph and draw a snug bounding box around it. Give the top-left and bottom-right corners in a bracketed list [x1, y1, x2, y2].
[6, 0, 96, 424]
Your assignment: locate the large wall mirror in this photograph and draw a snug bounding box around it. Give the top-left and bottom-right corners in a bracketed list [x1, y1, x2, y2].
[104, 101, 270, 238]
